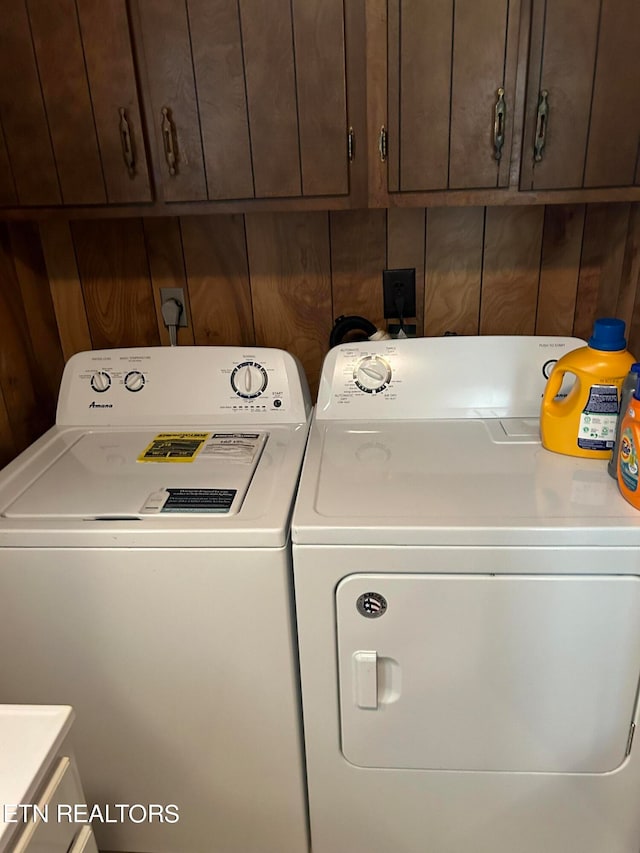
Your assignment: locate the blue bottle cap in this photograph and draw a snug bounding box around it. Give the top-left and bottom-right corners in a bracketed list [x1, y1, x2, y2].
[632, 363, 640, 373]
[588, 317, 627, 351]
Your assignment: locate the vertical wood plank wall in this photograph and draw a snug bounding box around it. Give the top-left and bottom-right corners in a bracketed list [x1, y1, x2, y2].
[0, 202, 639, 467]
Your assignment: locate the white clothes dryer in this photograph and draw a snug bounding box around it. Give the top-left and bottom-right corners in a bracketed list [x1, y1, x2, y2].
[293, 335, 640, 853]
[0, 346, 311, 853]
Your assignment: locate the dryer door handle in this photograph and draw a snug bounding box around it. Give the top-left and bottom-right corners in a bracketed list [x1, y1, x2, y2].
[353, 651, 378, 709]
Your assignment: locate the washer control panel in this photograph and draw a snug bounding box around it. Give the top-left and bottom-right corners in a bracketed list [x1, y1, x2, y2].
[58, 347, 311, 426]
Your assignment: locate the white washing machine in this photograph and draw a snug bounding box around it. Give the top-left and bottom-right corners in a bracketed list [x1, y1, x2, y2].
[0, 346, 311, 853]
[292, 335, 640, 853]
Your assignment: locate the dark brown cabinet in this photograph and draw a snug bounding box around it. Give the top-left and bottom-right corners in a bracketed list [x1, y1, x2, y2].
[385, 0, 523, 194]
[0, 0, 638, 215]
[521, 0, 640, 191]
[373, 0, 640, 205]
[135, 0, 365, 206]
[0, 0, 151, 207]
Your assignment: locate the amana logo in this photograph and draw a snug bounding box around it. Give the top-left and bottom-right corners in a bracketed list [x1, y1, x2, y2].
[89, 401, 113, 409]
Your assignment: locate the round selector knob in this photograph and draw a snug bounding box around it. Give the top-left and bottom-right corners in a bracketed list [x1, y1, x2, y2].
[90, 371, 111, 393]
[354, 356, 392, 394]
[124, 370, 146, 392]
[231, 361, 268, 399]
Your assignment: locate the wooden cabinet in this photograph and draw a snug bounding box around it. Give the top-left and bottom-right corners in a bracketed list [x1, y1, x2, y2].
[0, 0, 637, 214]
[134, 0, 366, 206]
[371, 0, 640, 205]
[385, 0, 522, 194]
[521, 0, 640, 191]
[0, 0, 151, 207]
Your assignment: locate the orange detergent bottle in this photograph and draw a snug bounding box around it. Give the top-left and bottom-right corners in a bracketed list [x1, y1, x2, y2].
[617, 386, 640, 509]
[540, 318, 635, 459]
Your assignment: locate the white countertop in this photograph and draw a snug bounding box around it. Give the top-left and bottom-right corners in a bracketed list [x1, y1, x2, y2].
[0, 705, 74, 850]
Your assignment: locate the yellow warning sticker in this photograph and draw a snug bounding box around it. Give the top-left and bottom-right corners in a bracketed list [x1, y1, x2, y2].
[138, 432, 211, 463]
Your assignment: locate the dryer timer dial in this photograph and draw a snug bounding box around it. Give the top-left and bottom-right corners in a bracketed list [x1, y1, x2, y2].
[354, 356, 392, 394]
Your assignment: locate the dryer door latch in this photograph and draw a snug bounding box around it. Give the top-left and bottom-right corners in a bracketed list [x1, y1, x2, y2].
[353, 651, 378, 710]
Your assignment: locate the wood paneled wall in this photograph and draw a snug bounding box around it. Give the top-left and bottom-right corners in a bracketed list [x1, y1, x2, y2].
[0, 202, 639, 467]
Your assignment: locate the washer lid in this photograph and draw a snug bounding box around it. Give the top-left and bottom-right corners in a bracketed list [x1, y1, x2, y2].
[3, 430, 267, 518]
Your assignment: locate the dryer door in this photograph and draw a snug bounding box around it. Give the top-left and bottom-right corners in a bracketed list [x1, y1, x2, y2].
[337, 573, 640, 773]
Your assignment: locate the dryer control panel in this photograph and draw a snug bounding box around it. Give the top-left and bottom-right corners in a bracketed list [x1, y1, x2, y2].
[316, 336, 586, 420]
[57, 347, 311, 427]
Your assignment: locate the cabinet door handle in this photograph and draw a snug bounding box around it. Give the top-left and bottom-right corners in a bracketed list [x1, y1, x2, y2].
[493, 87, 506, 161]
[161, 107, 177, 176]
[119, 107, 136, 178]
[378, 126, 388, 162]
[534, 89, 549, 162]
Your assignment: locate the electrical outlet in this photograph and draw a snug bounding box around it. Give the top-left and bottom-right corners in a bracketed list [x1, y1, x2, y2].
[160, 287, 189, 327]
[383, 268, 416, 319]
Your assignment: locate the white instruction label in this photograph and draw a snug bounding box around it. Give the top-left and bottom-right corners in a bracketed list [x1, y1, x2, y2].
[140, 488, 237, 514]
[199, 432, 266, 464]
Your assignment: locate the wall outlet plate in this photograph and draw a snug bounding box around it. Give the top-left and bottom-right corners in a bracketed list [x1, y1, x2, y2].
[160, 287, 189, 327]
[383, 268, 416, 319]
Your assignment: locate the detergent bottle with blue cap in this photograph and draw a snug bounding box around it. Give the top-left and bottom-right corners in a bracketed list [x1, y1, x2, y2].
[540, 318, 635, 459]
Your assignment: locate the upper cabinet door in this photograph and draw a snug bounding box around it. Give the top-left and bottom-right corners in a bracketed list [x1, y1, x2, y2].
[0, 0, 62, 205]
[75, 0, 153, 204]
[521, 0, 640, 191]
[386, 0, 522, 194]
[136, 0, 361, 204]
[0, 0, 151, 207]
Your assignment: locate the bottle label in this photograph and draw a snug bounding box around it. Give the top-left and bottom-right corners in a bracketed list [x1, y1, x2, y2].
[619, 426, 639, 492]
[577, 384, 619, 450]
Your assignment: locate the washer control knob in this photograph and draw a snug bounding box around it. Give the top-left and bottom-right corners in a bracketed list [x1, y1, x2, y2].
[354, 356, 392, 394]
[231, 362, 268, 399]
[90, 371, 111, 393]
[124, 370, 146, 392]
